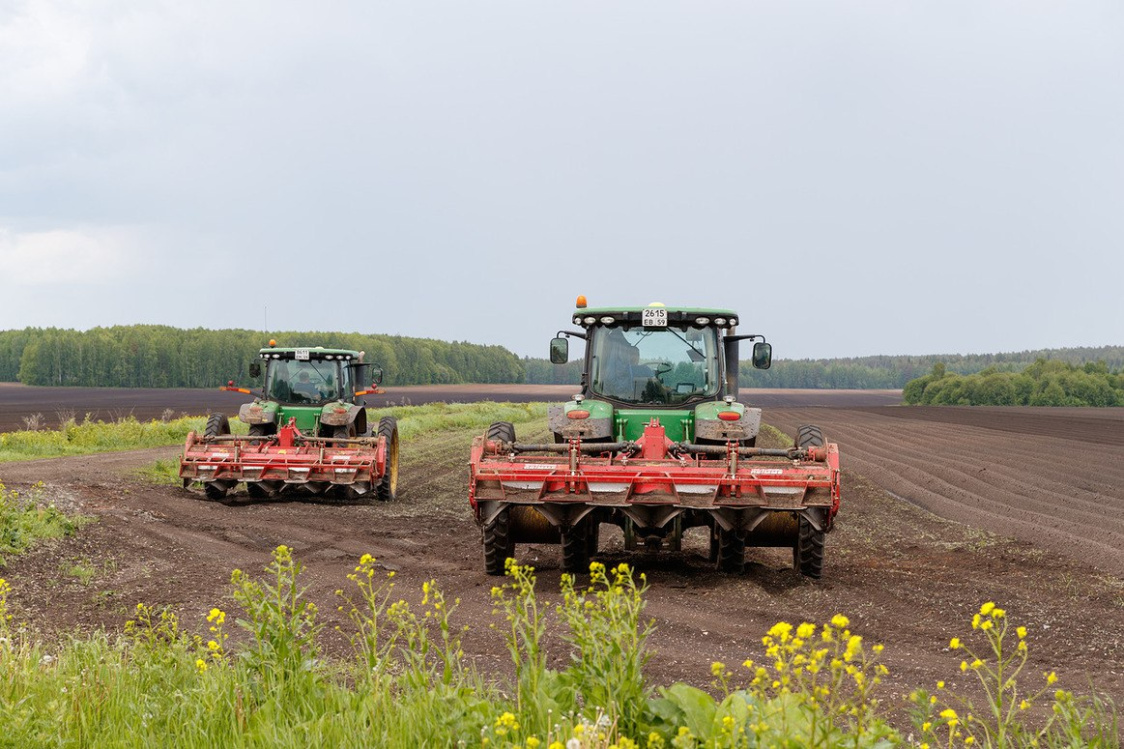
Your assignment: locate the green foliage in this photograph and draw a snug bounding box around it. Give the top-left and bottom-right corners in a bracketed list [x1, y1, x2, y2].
[366, 401, 547, 440]
[0, 481, 86, 565]
[903, 359, 1124, 406]
[558, 562, 654, 736]
[0, 553, 1117, 748]
[0, 414, 232, 462]
[911, 602, 1120, 748]
[0, 325, 524, 388]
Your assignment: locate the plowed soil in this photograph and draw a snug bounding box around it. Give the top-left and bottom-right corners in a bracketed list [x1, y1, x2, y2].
[1, 384, 1122, 719]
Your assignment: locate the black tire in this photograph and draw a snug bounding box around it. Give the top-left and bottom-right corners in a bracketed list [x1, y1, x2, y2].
[716, 528, 746, 573]
[487, 421, 516, 446]
[561, 521, 591, 573]
[205, 413, 230, 439]
[795, 424, 825, 449]
[483, 507, 515, 575]
[202, 414, 231, 500]
[586, 521, 600, 558]
[374, 417, 399, 501]
[794, 515, 825, 579]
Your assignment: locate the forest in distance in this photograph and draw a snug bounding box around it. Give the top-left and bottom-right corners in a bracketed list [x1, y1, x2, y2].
[1, 325, 1121, 393]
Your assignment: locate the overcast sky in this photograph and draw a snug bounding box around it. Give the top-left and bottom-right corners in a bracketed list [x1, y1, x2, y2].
[1, 1, 1120, 360]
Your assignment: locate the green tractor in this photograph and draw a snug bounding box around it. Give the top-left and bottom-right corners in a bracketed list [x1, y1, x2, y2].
[469, 298, 841, 577]
[181, 342, 399, 501]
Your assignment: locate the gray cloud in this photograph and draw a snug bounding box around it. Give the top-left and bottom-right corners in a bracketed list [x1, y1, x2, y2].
[1, 1, 1120, 360]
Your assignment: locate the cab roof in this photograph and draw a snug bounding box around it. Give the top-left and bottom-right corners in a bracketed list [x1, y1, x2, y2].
[257, 346, 362, 360]
[571, 306, 739, 328]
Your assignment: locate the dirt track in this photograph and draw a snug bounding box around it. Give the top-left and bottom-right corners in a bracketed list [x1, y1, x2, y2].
[1, 385, 1122, 715]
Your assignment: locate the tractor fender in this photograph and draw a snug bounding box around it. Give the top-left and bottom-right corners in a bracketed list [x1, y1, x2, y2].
[238, 401, 278, 425]
[548, 400, 613, 440]
[694, 403, 761, 442]
[319, 403, 366, 428]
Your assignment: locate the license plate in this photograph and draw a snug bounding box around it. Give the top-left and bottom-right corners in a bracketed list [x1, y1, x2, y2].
[642, 308, 667, 327]
[295, 348, 310, 361]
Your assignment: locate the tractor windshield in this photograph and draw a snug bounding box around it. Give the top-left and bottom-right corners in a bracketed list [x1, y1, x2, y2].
[266, 360, 341, 404]
[588, 325, 719, 405]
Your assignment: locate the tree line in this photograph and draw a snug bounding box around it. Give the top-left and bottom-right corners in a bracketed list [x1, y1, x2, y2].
[903, 359, 1124, 406]
[0, 327, 524, 388]
[524, 346, 1124, 390]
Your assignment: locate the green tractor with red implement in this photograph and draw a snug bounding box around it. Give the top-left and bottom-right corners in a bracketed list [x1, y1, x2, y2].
[180, 341, 399, 502]
[469, 298, 840, 577]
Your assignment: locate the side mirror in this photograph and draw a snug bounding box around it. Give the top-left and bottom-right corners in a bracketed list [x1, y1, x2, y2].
[549, 337, 569, 364]
[249, 362, 261, 378]
[371, 366, 384, 386]
[752, 342, 772, 370]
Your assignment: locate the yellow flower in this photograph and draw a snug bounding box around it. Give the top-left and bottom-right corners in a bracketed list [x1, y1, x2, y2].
[1046, 671, 1057, 685]
[360, 553, 373, 565]
[980, 602, 995, 615]
[526, 738, 541, 749]
[796, 622, 816, 639]
[1019, 700, 1029, 710]
[965, 737, 975, 745]
[195, 658, 208, 673]
[922, 722, 932, 731]
[830, 614, 850, 629]
[949, 638, 960, 649]
[1017, 626, 1027, 639]
[711, 661, 726, 676]
[937, 681, 945, 689]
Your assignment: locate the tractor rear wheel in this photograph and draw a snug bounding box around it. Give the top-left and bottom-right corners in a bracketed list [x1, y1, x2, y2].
[795, 424, 825, 449]
[487, 421, 516, 446]
[483, 507, 515, 575]
[203, 414, 231, 500]
[716, 527, 746, 573]
[374, 417, 399, 501]
[794, 515, 825, 579]
[561, 520, 591, 573]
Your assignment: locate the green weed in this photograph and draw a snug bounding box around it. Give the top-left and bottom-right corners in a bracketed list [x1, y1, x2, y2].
[0, 481, 87, 565]
[0, 549, 1115, 748]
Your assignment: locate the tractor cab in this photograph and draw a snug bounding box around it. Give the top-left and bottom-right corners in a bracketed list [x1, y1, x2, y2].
[548, 299, 772, 442]
[238, 344, 383, 437]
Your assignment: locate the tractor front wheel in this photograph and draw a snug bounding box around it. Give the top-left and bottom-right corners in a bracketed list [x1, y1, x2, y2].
[374, 417, 399, 501]
[794, 516, 825, 579]
[483, 507, 515, 575]
[716, 527, 746, 573]
[561, 520, 592, 573]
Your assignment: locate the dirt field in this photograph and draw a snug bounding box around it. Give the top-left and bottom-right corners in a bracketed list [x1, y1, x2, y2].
[1, 385, 1122, 720]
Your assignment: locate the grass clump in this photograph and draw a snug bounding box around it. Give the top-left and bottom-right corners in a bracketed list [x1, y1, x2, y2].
[0, 415, 230, 462]
[0, 481, 85, 565]
[365, 401, 548, 440]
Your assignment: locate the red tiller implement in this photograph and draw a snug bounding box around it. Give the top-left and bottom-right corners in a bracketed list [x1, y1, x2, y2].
[470, 419, 841, 576]
[181, 418, 389, 497]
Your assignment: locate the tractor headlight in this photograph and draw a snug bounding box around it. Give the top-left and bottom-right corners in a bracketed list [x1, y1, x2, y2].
[714, 317, 727, 326]
[600, 316, 614, 324]
[583, 316, 596, 325]
[573, 316, 582, 325]
[729, 317, 738, 326]
[695, 317, 710, 325]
